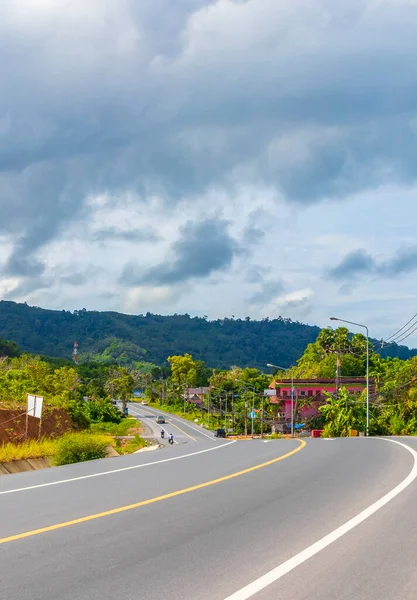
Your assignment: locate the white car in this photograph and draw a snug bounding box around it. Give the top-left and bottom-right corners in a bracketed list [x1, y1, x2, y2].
[141, 400, 148, 405]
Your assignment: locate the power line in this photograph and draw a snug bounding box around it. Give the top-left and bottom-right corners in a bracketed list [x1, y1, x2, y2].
[383, 312, 417, 343]
[393, 321, 417, 345]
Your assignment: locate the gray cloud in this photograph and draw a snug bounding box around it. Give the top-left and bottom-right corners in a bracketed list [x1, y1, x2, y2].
[2, 0, 417, 297]
[329, 249, 375, 280]
[92, 227, 159, 243]
[120, 218, 237, 285]
[338, 283, 356, 296]
[330, 246, 417, 280]
[245, 265, 271, 284]
[380, 246, 417, 277]
[249, 280, 286, 306]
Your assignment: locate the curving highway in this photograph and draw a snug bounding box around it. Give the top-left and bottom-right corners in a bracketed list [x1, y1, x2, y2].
[127, 402, 217, 445]
[1, 420, 417, 599]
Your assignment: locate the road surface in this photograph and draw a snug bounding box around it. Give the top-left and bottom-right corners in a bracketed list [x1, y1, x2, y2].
[1, 436, 417, 600]
[127, 402, 216, 446]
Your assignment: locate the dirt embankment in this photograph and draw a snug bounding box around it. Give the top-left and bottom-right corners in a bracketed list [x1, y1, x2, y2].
[0, 407, 75, 444]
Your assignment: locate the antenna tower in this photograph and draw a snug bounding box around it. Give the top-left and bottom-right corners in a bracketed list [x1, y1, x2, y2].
[72, 341, 79, 364]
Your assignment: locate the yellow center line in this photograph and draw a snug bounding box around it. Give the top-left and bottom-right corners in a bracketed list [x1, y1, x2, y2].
[0, 439, 306, 546]
[168, 420, 197, 442]
[132, 404, 197, 442]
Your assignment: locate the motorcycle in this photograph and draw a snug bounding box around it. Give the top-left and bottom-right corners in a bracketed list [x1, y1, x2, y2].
[168, 435, 174, 445]
[160, 430, 165, 439]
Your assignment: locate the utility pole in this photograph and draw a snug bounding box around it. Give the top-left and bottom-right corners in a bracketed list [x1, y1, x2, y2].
[261, 392, 264, 439]
[335, 352, 341, 398]
[244, 395, 248, 437]
[251, 389, 255, 439]
[225, 391, 228, 431]
[330, 317, 370, 436]
[184, 378, 188, 414]
[208, 391, 211, 428]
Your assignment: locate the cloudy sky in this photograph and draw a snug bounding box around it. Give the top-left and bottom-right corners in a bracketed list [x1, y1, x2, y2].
[1, 0, 417, 346]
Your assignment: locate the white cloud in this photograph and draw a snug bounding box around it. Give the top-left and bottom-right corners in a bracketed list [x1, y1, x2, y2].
[124, 285, 181, 313]
[1, 0, 417, 347]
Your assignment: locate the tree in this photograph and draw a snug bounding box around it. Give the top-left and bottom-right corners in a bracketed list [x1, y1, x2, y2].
[168, 354, 198, 386]
[319, 387, 366, 437]
[293, 327, 371, 378]
[105, 367, 135, 414]
[0, 337, 20, 358]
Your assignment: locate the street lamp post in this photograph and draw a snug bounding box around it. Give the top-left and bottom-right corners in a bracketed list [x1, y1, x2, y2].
[330, 316, 370, 436]
[267, 364, 295, 438]
[236, 380, 257, 438]
[212, 386, 229, 432]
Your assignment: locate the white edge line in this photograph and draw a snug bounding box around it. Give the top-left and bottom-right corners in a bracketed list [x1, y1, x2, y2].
[137, 404, 216, 441]
[128, 405, 179, 444]
[0, 441, 236, 496]
[222, 438, 417, 600]
[169, 415, 216, 441]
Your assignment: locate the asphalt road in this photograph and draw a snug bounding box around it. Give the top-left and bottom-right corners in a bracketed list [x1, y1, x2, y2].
[127, 401, 218, 445]
[1, 436, 417, 600]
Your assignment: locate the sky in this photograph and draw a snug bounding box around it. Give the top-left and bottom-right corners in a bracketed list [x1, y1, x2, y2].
[1, 0, 417, 346]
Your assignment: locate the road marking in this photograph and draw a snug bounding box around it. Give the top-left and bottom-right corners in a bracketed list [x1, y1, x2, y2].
[168, 415, 216, 441]
[132, 405, 196, 443]
[139, 404, 215, 441]
[222, 438, 417, 600]
[128, 405, 179, 444]
[0, 440, 305, 544]
[0, 441, 236, 496]
[167, 420, 197, 442]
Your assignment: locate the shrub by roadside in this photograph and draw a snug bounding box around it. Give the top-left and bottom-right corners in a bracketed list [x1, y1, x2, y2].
[53, 432, 109, 466]
[0, 421, 145, 467]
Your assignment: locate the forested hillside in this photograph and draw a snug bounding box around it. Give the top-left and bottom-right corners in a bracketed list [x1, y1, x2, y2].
[0, 301, 415, 369]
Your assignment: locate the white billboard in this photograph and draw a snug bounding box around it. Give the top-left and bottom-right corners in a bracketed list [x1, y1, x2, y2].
[27, 394, 44, 419]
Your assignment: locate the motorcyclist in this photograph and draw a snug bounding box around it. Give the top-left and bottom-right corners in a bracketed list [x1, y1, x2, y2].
[168, 433, 174, 444]
[160, 429, 165, 439]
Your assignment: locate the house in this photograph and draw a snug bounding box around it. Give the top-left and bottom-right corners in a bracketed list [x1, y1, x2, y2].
[182, 387, 210, 408]
[265, 377, 375, 421]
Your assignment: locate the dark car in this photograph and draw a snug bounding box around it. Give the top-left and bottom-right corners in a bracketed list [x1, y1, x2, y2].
[157, 415, 165, 424]
[214, 428, 226, 438]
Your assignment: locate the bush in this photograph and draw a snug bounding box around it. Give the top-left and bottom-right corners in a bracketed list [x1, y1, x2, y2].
[67, 399, 91, 429]
[84, 399, 122, 423]
[53, 433, 109, 466]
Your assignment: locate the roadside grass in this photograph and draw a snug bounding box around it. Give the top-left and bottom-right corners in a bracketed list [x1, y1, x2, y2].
[0, 438, 57, 462]
[0, 431, 122, 464]
[90, 417, 138, 436]
[113, 434, 146, 454]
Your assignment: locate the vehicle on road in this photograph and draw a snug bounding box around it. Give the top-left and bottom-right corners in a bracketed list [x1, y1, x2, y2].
[214, 428, 226, 438]
[141, 400, 148, 405]
[160, 430, 165, 439]
[168, 433, 174, 445]
[157, 415, 165, 424]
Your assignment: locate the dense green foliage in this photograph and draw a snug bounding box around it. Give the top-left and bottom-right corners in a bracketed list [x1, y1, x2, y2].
[2, 314, 417, 439]
[0, 301, 320, 369]
[291, 327, 417, 436]
[53, 432, 109, 466]
[1, 301, 414, 370]
[0, 354, 80, 407]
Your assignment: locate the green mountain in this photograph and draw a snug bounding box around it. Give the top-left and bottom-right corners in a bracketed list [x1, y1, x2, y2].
[0, 301, 415, 369]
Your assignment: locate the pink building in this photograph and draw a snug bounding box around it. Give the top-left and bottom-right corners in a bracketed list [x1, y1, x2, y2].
[266, 377, 374, 421]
